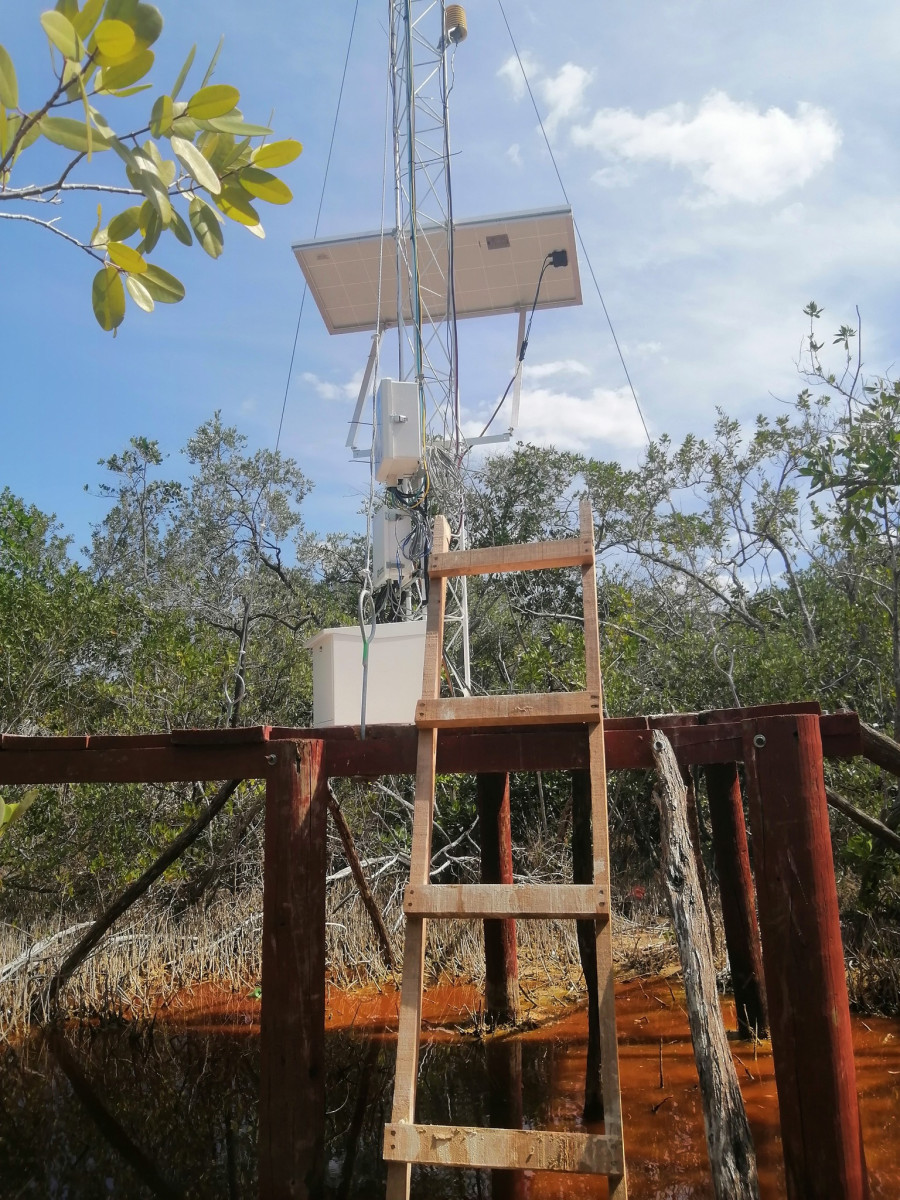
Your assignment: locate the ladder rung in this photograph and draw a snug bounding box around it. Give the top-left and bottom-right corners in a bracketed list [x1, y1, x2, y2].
[384, 1124, 624, 1174]
[416, 691, 602, 729]
[429, 537, 593, 578]
[404, 883, 608, 919]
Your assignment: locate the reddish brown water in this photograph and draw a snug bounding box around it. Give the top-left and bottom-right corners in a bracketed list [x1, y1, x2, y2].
[1, 978, 898, 1198]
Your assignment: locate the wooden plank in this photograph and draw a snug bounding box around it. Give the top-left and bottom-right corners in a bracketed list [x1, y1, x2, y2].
[386, 515, 450, 1200]
[580, 499, 627, 1197]
[384, 1125, 623, 1174]
[169, 725, 271, 745]
[701, 700, 821, 723]
[258, 740, 327, 1200]
[0, 710, 862, 787]
[742, 716, 869, 1200]
[0, 745, 271, 785]
[0, 734, 89, 751]
[417, 691, 602, 729]
[403, 883, 608, 919]
[428, 536, 593, 578]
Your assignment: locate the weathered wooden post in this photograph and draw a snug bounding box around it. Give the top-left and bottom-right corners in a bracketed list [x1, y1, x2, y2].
[476, 772, 519, 1025]
[259, 739, 327, 1200]
[705, 762, 768, 1039]
[486, 1038, 527, 1200]
[571, 767, 603, 1119]
[742, 715, 869, 1200]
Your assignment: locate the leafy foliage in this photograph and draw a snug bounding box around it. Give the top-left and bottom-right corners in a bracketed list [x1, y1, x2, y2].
[0, 2, 302, 330]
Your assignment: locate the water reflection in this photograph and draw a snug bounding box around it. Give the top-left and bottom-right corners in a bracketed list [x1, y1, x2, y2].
[1, 981, 898, 1199]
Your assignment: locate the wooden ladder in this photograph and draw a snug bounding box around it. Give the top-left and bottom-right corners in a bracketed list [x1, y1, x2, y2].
[383, 499, 627, 1199]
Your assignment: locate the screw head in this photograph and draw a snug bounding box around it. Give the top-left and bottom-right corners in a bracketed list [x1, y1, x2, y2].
[265, 753, 277, 764]
[753, 734, 766, 749]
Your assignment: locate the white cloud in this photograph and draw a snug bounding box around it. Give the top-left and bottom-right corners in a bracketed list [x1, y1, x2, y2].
[571, 90, 841, 204]
[497, 52, 536, 101]
[525, 359, 591, 380]
[541, 62, 593, 135]
[300, 371, 360, 403]
[506, 142, 522, 167]
[464, 384, 648, 453]
[498, 55, 592, 137]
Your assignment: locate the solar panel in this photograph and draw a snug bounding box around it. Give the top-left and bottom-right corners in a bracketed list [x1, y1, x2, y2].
[292, 206, 582, 335]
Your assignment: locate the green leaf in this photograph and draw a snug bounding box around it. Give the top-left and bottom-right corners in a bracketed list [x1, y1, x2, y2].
[143, 139, 175, 186]
[102, 0, 138, 23]
[239, 166, 292, 205]
[98, 47, 153, 90]
[0, 789, 38, 839]
[214, 184, 260, 226]
[40, 11, 84, 62]
[0, 44, 18, 109]
[94, 18, 137, 63]
[140, 263, 185, 304]
[125, 161, 172, 225]
[133, 3, 163, 49]
[166, 206, 193, 246]
[125, 273, 154, 312]
[55, 0, 78, 18]
[137, 199, 161, 253]
[107, 205, 142, 240]
[89, 202, 103, 245]
[105, 82, 151, 98]
[150, 93, 173, 136]
[0, 108, 7, 157]
[40, 115, 110, 153]
[187, 84, 239, 120]
[169, 115, 199, 140]
[107, 240, 147, 273]
[251, 139, 303, 169]
[202, 114, 271, 137]
[171, 43, 195, 101]
[72, 0, 105, 40]
[92, 263, 126, 330]
[188, 196, 223, 258]
[200, 35, 224, 88]
[170, 133, 221, 194]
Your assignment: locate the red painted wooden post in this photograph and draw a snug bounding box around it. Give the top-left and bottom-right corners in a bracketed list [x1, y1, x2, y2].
[259, 740, 327, 1200]
[705, 762, 768, 1039]
[742, 715, 868, 1200]
[476, 773, 519, 1024]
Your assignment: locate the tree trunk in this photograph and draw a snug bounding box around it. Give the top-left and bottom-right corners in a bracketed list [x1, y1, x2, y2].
[651, 731, 759, 1200]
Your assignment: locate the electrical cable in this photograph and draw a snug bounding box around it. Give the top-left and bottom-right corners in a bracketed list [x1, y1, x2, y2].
[358, 14, 395, 738]
[478, 252, 554, 439]
[495, 0, 652, 446]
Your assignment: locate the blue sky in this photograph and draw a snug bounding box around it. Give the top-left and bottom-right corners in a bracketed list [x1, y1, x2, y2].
[3, 0, 900, 553]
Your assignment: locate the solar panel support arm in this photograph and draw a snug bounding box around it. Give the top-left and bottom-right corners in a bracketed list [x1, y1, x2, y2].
[346, 329, 383, 452]
[509, 307, 527, 433]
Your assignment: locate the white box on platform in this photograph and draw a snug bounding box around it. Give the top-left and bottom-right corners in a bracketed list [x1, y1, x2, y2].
[304, 621, 426, 727]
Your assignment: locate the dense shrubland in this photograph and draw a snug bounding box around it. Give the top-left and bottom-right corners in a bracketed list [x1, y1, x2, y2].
[1, 309, 899, 1021]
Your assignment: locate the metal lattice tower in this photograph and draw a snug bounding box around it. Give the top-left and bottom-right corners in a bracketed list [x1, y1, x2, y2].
[389, 0, 472, 691]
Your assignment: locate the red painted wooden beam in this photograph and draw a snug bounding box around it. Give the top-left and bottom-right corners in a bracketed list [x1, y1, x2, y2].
[0, 708, 862, 784]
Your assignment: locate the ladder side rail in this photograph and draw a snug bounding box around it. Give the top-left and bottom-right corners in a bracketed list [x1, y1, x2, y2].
[580, 499, 627, 1195]
[386, 515, 451, 1200]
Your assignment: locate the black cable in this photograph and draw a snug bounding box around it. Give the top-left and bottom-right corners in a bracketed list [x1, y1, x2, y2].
[495, 0, 652, 445]
[478, 253, 553, 439]
[273, 0, 360, 456]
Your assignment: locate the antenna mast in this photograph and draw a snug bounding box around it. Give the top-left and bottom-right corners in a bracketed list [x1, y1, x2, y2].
[389, 0, 471, 691]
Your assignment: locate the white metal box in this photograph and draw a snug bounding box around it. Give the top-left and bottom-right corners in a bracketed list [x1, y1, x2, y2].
[304, 621, 426, 727]
[374, 379, 422, 483]
[373, 506, 415, 591]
